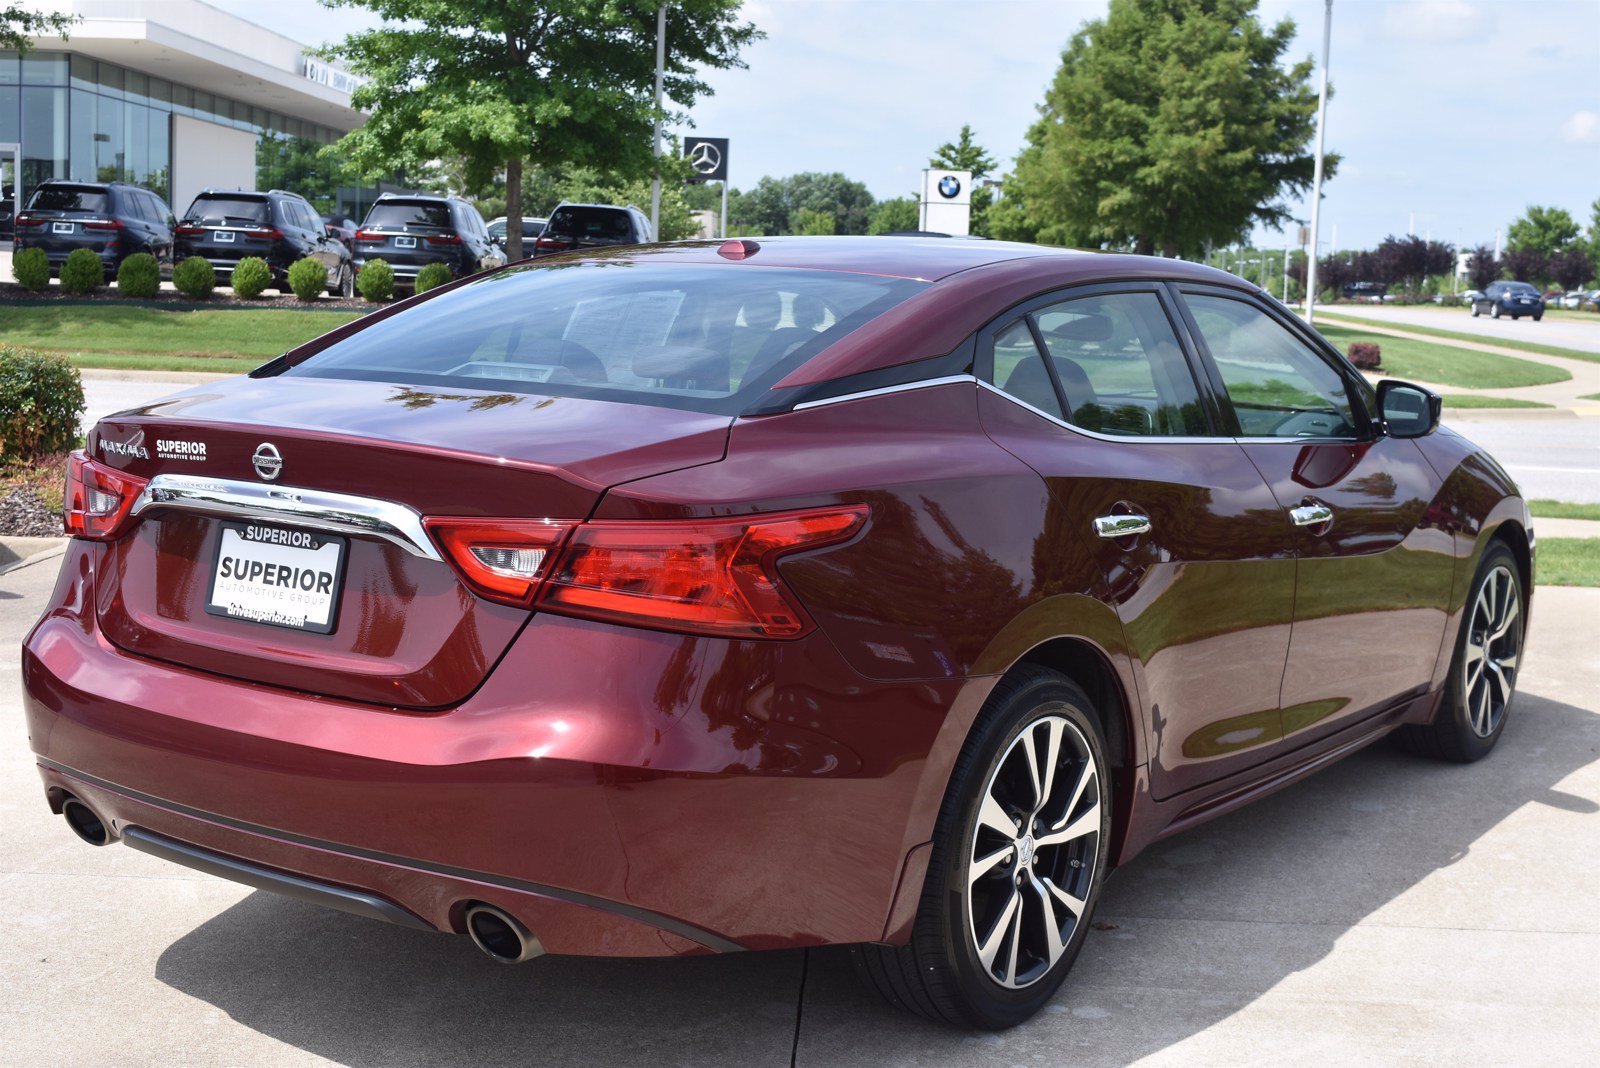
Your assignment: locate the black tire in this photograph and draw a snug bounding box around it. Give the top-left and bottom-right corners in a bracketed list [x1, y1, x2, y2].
[1396, 542, 1524, 762]
[1470, 305, 1480, 317]
[1491, 305, 1502, 319]
[1533, 314, 1542, 322]
[851, 666, 1111, 1029]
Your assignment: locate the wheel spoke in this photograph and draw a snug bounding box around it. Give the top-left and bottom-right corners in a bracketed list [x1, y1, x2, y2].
[1020, 728, 1043, 809]
[1029, 875, 1066, 967]
[969, 844, 1014, 885]
[978, 791, 1015, 840]
[1038, 797, 1100, 847]
[1036, 718, 1064, 817]
[1474, 679, 1492, 733]
[1464, 640, 1486, 691]
[1492, 596, 1520, 644]
[1487, 661, 1514, 706]
[1004, 887, 1025, 985]
[976, 889, 1021, 974]
[1045, 877, 1088, 918]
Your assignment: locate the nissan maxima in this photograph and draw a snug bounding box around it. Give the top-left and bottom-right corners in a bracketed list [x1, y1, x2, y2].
[24, 237, 1531, 1029]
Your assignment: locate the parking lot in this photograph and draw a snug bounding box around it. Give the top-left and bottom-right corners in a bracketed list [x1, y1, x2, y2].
[2, 549, 1596, 1066]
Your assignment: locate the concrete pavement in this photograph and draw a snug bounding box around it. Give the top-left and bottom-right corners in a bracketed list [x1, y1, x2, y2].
[1322, 303, 1600, 355]
[2, 551, 1597, 1066]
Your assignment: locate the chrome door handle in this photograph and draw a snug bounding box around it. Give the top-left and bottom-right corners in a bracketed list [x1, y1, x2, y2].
[1093, 514, 1152, 539]
[1290, 503, 1334, 527]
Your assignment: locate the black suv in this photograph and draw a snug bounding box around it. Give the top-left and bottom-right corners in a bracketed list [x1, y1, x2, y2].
[1341, 280, 1387, 302]
[14, 180, 175, 273]
[352, 194, 505, 289]
[533, 202, 654, 256]
[176, 189, 354, 296]
[1472, 281, 1545, 321]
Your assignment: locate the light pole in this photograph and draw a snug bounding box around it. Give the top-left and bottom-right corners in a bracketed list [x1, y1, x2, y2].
[649, 4, 666, 238]
[1303, 0, 1333, 325]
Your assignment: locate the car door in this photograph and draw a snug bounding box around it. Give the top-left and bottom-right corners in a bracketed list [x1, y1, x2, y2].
[975, 282, 1297, 799]
[1174, 286, 1453, 745]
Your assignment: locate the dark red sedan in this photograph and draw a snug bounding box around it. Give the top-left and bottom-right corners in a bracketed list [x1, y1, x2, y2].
[25, 237, 1531, 1029]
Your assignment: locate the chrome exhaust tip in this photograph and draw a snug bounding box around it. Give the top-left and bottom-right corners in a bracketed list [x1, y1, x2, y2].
[464, 903, 543, 964]
[61, 797, 111, 846]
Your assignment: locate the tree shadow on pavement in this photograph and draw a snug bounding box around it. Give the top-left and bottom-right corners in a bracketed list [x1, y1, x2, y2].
[154, 692, 1597, 1067]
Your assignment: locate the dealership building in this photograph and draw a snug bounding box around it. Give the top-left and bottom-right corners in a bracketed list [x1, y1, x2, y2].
[4, 0, 368, 217]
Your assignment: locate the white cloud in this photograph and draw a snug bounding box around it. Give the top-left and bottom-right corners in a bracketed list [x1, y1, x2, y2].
[1560, 111, 1600, 144]
[1377, 0, 1487, 42]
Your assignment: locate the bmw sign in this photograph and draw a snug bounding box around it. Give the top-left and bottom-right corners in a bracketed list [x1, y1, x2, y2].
[938, 174, 962, 199]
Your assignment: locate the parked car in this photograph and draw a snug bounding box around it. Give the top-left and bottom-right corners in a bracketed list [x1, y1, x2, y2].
[13, 179, 175, 274]
[321, 213, 359, 246]
[0, 182, 13, 240]
[532, 201, 653, 255]
[486, 215, 547, 247]
[30, 238, 1531, 1030]
[352, 193, 506, 289]
[1459, 289, 1484, 305]
[176, 189, 354, 296]
[1558, 291, 1585, 309]
[1471, 281, 1544, 320]
[1341, 280, 1386, 302]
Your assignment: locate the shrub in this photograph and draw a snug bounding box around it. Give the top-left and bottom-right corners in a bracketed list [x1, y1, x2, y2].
[413, 262, 453, 295]
[231, 256, 272, 299]
[1347, 342, 1382, 370]
[59, 248, 104, 294]
[0, 345, 85, 461]
[12, 247, 50, 291]
[116, 252, 161, 298]
[287, 257, 327, 302]
[173, 257, 216, 299]
[357, 259, 395, 302]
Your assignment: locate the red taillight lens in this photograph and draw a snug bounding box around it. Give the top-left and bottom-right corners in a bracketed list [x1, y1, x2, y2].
[537, 506, 869, 639]
[424, 517, 576, 608]
[14, 213, 42, 228]
[425, 233, 463, 245]
[534, 237, 573, 251]
[250, 227, 284, 240]
[63, 451, 148, 540]
[82, 217, 124, 231]
[355, 229, 383, 241]
[175, 222, 205, 235]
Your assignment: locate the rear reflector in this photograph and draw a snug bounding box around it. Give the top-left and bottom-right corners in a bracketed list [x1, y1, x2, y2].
[63, 451, 148, 540]
[423, 518, 575, 607]
[537, 506, 869, 639]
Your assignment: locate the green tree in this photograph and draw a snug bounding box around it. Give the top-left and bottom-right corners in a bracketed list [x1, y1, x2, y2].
[1, 3, 77, 52]
[731, 172, 875, 235]
[930, 124, 996, 236]
[997, 0, 1329, 256]
[255, 135, 363, 215]
[868, 196, 920, 235]
[1506, 204, 1581, 260]
[792, 207, 836, 236]
[319, 0, 758, 260]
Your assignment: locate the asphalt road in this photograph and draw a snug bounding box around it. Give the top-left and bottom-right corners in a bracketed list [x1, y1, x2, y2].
[2, 550, 1597, 1066]
[1320, 304, 1600, 354]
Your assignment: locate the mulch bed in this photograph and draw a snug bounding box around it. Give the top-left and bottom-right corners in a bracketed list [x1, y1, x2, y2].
[0, 281, 380, 313]
[0, 453, 69, 537]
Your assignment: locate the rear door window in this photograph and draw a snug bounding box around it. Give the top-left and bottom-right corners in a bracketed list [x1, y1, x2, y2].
[364, 200, 453, 229]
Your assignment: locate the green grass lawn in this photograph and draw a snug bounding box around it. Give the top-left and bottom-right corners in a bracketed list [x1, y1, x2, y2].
[0, 304, 362, 366]
[1440, 394, 1553, 409]
[1583, 393, 1600, 401]
[1530, 500, 1600, 521]
[1316, 311, 1600, 365]
[1312, 323, 1571, 389]
[1536, 538, 1600, 587]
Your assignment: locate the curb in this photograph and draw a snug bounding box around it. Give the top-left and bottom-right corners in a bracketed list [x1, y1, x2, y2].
[0, 535, 68, 575]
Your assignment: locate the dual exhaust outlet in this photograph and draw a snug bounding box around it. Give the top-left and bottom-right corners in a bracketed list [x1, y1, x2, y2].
[57, 794, 542, 964]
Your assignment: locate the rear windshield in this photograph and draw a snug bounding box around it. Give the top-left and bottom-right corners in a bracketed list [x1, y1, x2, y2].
[546, 207, 633, 239]
[27, 185, 108, 213]
[185, 195, 269, 224]
[1503, 282, 1539, 294]
[363, 200, 453, 229]
[278, 262, 926, 414]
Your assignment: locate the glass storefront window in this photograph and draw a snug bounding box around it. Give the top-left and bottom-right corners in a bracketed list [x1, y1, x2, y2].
[21, 86, 67, 188]
[0, 50, 19, 85]
[20, 51, 66, 85]
[69, 87, 95, 182]
[96, 62, 124, 99]
[70, 54, 94, 92]
[94, 93, 123, 181]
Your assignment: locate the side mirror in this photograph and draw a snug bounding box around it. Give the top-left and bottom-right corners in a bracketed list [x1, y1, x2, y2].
[1377, 380, 1441, 438]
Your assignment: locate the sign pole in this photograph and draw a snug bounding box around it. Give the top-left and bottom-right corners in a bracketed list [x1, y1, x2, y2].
[649, 3, 666, 238]
[720, 181, 728, 239]
[1303, 0, 1333, 325]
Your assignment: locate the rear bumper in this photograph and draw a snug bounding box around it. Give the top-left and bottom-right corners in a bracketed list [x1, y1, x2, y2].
[24, 541, 972, 955]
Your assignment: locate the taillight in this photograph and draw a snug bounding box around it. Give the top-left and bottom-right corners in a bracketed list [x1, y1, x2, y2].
[424, 518, 576, 608]
[250, 227, 284, 240]
[355, 229, 383, 241]
[175, 222, 205, 235]
[425, 233, 464, 245]
[63, 451, 148, 540]
[535, 237, 573, 251]
[14, 213, 42, 228]
[538, 506, 869, 639]
[82, 217, 124, 231]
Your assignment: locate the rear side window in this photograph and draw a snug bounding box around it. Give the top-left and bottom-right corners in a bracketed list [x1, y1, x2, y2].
[187, 195, 269, 224]
[546, 207, 633, 240]
[28, 185, 107, 213]
[280, 263, 925, 414]
[364, 200, 453, 229]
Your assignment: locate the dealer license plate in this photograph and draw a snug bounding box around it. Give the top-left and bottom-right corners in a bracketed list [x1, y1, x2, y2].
[395, 235, 416, 248]
[215, 230, 236, 243]
[52, 221, 74, 234]
[206, 522, 347, 633]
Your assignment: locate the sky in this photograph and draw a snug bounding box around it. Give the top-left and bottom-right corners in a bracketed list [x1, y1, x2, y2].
[214, 0, 1600, 253]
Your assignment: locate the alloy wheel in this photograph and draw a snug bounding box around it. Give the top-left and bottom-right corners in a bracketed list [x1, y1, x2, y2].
[965, 714, 1101, 990]
[1463, 564, 1520, 738]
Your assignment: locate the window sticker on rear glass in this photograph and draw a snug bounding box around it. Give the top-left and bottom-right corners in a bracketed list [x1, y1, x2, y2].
[562, 290, 685, 353]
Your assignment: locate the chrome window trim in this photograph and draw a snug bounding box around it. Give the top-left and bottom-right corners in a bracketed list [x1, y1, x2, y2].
[130, 474, 442, 561]
[790, 374, 980, 411]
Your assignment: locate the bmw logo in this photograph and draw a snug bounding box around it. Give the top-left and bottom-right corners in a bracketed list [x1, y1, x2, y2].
[938, 175, 962, 199]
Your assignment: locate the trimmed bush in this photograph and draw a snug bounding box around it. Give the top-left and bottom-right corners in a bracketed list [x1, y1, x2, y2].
[1347, 342, 1382, 370]
[413, 262, 453, 295]
[12, 247, 50, 291]
[231, 256, 272, 299]
[173, 257, 216, 299]
[59, 248, 104, 294]
[116, 252, 161, 298]
[287, 257, 327, 302]
[0, 345, 85, 462]
[357, 259, 395, 302]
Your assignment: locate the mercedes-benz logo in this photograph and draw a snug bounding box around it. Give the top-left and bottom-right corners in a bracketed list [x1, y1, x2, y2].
[688, 141, 722, 175]
[252, 442, 283, 481]
[938, 175, 962, 199]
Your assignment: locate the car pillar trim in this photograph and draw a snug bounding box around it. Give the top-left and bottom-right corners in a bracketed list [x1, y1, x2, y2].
[131, 474, 443, 561]
[790, 374, 981, 411]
